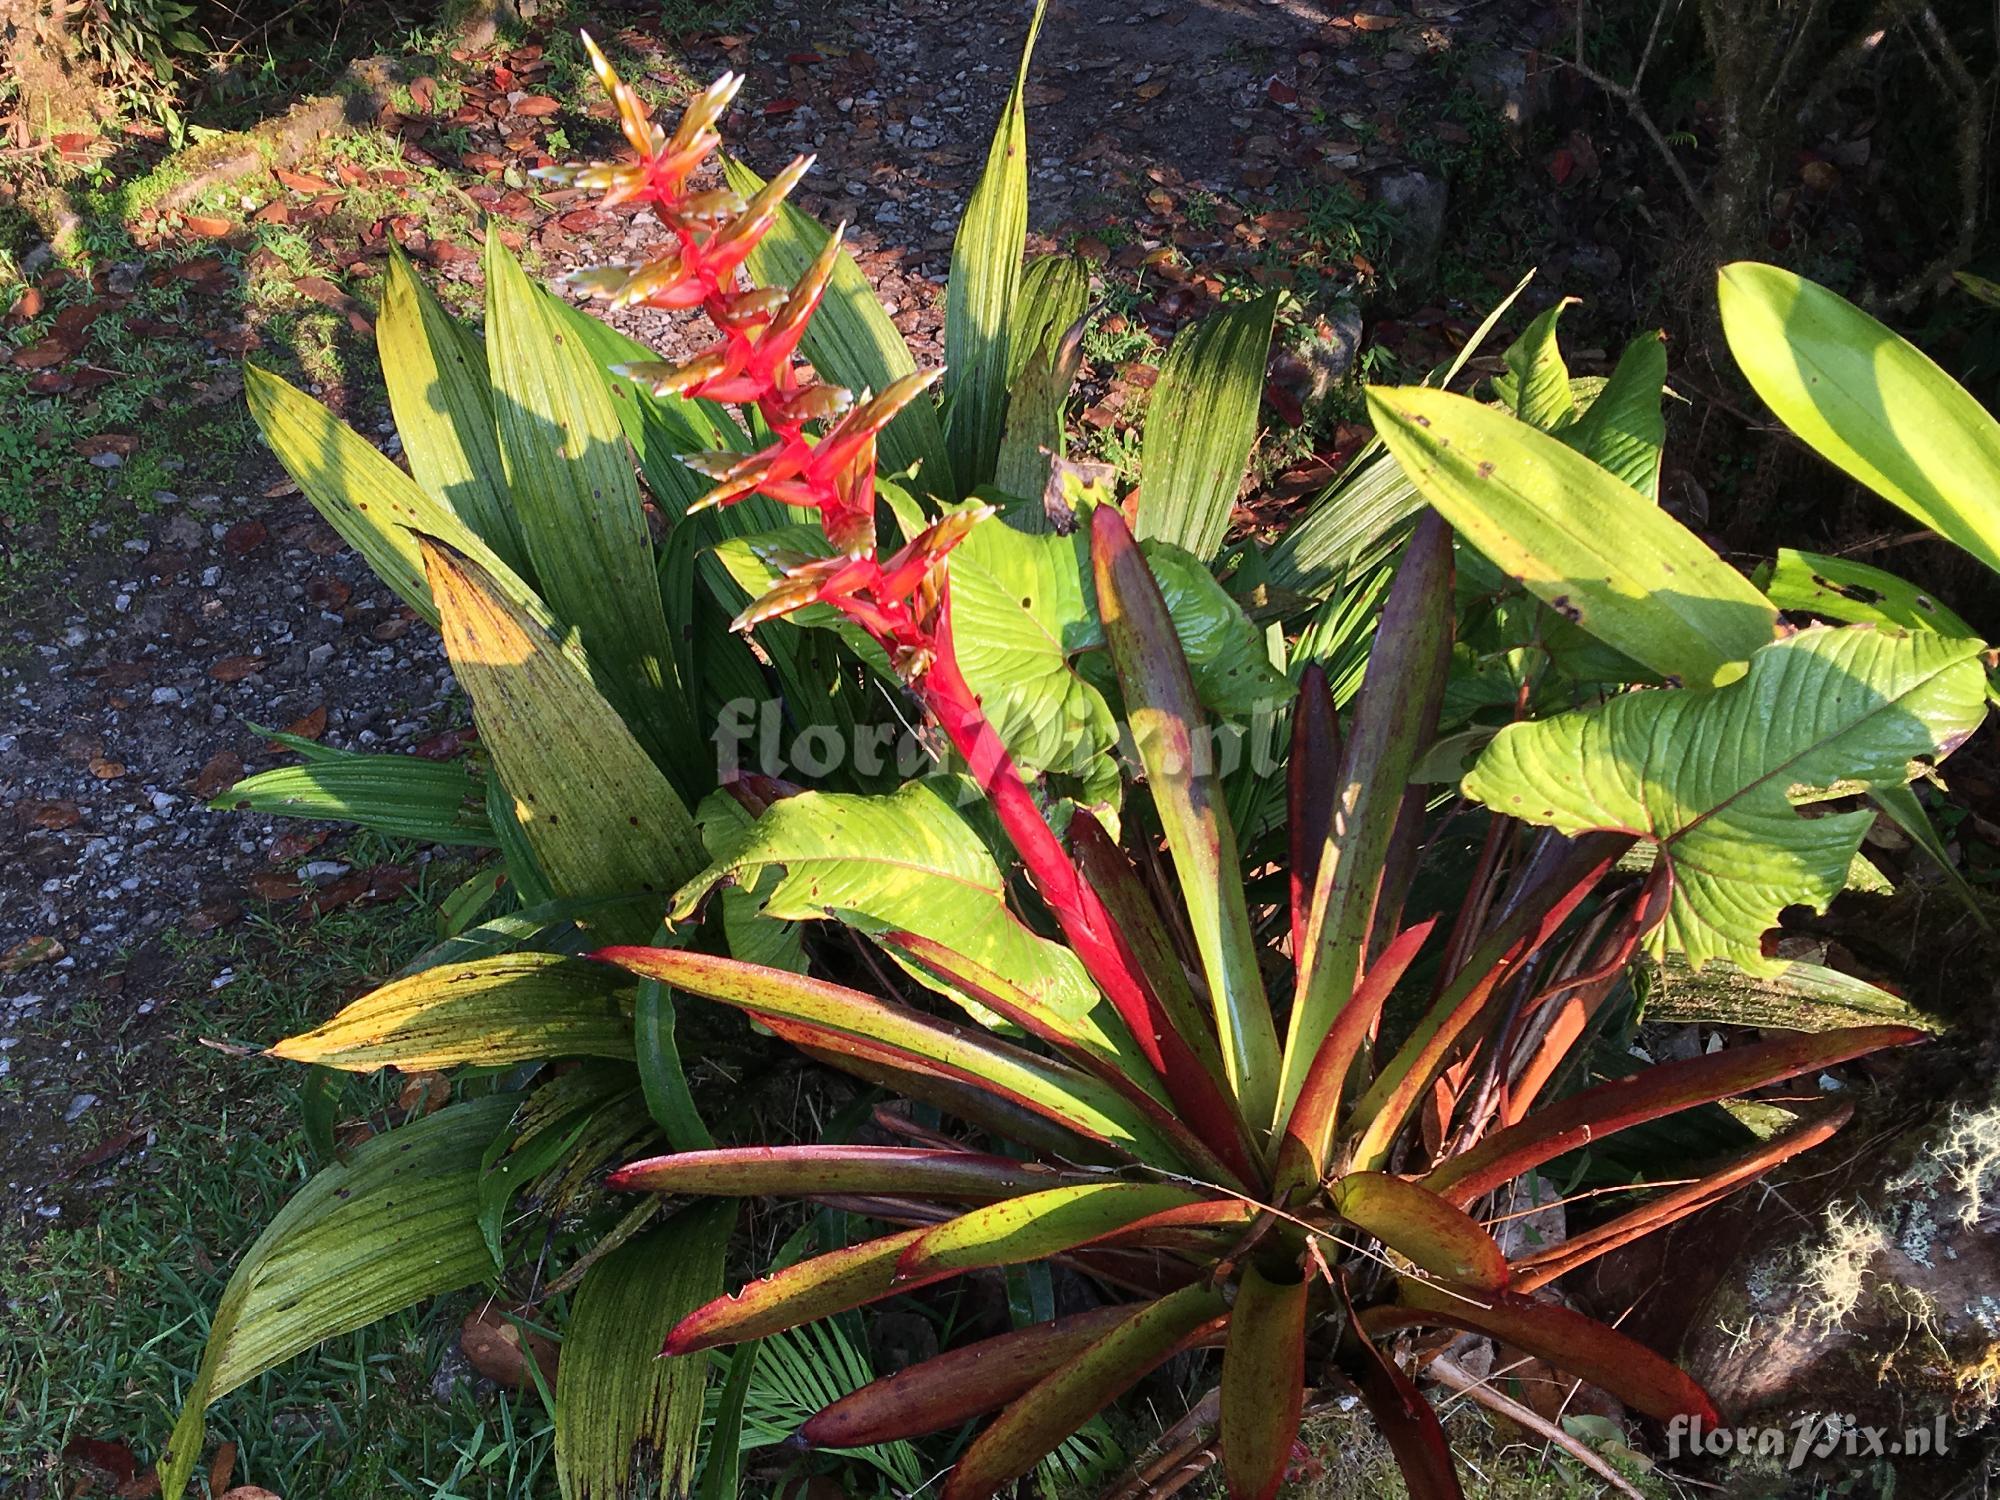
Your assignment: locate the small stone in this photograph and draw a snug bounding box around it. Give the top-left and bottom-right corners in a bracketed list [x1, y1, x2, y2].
[88, 451, 124, 470]
[307, 643, 335, 672]
[63, 1092, 98, 1123]
[113, 594, 132, 614]
[61, 625, 89, 648]
[151, 686, 182, 705]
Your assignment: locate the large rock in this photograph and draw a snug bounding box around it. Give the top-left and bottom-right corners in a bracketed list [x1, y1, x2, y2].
[1375, 170, 1449, 287]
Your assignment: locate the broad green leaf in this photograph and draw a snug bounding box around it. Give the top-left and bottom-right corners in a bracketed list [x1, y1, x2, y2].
[1462, 626, 1987, 972]
[1562, 331, 1668, 498]
[244, 364, 555, 634]
[946, 515, 1122, 809]
[1719, 261, 2000, 575]
[1220, 1267, 1308, 1500]
[1137, 294, 1278, 560]
[670, 782, 1111, 1047]
[377, 244, 526, 571]
[212, 753, 494, 847]
[595, 946, 1198, 1167]
[1764, 547, 1981, 636]
[668, 1228, 944, 1352]
[1366, 384, 1778, 687]
[396, 895, 647, 977]
[422, 538, 704, 934]
[1642, 953, 1943, 1032]
[1006, 253, 1091, 386]
[724, 156, 955, 497]
[1493, 297, 1578, 430]
[556, 1204, 732, 1500]
[484, 235, 696, 784]
[1094, 506, 1279, 1133]
[896, 1182, 1209, 1279]
[947, 1283, 1226, 1500]
[269, 953, 634, 1071]
[944, 0, 1046, 490]
[158, 1096, 514, 1499]
[695, 789, 808, 973]
[1127, 543, 1289, 716]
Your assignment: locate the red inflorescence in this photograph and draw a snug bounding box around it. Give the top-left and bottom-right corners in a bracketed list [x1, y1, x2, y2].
[540, 40, 981, 679]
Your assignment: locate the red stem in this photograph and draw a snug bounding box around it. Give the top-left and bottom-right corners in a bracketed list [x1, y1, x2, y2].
[923, 598, 1260, 1187]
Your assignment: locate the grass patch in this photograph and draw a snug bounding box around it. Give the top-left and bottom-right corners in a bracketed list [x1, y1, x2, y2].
[0, 867, 563, 1500]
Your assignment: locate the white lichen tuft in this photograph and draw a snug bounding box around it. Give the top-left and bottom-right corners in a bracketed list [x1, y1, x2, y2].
[1929, 1100, 2000, 1231]
[1799, 1203, 1892, 1331]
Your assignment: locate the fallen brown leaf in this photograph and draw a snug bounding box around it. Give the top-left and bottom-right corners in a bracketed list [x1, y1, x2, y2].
[283, 706, 329, 741]
[460, 1306, 560, 1391]
[193, 750, 245, 800]
[209, 654, 264, 682]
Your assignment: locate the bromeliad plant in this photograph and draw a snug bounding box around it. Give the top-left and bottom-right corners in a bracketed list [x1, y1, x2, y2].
[563, 69, 1984, 1493]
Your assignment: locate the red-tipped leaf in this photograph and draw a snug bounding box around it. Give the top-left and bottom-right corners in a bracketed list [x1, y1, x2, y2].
[1334, 1274, 1463, 1500]
[1363, 1278, 1721, 1426]
[943, 1282, 1229, 1500]
[1220, 1266, 1309, 1500]
[1423, 1024, 1921, 1206]
[667, 1228, 953, 1354]
[802, 1305, 1139, 1448]
[591, 947, 1199, 1169]
[606, 1145, 1096, 1201]
[1274, 915, 1438, 1193]
[1510, 1104, 1855, 1291]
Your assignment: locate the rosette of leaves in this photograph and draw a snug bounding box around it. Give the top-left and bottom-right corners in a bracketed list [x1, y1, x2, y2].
[572, 477, 1973, 1495]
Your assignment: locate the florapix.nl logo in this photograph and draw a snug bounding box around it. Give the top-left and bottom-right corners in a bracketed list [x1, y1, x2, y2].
[1666, 1413, 1952, 1470]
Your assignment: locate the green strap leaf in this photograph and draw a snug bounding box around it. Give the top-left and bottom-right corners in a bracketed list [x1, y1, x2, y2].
[484, 234, 697, 785]
[1463, 625, 1987, 972]
[723, 157, 955, 498]
[1366, 383, 1778, 687]
[1136, 294, 1279, 561]
[157, 1096, 515, 1499]
[244, 363, 553, 633]
[212, 754, 494, 847]
[269, 953, 635, 1071]
[556, 1203, 733, 1500]
[944, 0, 1046, 491]
[1220, 1267, 1309, 1500]
[422, 537, 704, 933]
[377, 244, 526, 572]
[894, 1183, 1211, 1280]
[1093, 505, 1279, 1133]
[993, 309, 1084, 507]
[1719, 261, 2000, 575]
